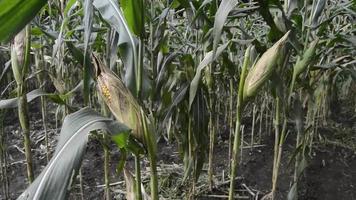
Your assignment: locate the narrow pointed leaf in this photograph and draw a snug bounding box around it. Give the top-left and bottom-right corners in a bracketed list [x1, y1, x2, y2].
[189, 42, 229, 109]
[0, 82, 83, 109]
[17, 108, 130, 200]
[0, 89, 65, 109]
[212, 0, 238, 57]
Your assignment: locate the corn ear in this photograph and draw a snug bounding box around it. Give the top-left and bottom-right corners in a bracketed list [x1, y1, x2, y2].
[11, 28, 26, 85]
[92, 55, 144, 143]
[293, 38, 319, 78]
[243, 31, 290, 101]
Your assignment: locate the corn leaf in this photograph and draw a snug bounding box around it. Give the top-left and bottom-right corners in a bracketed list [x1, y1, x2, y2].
[0, 89, 66, 109]
[93, 0, 138, 95]
[0, 0, 47, 42]
[17, 108, 130, 200]
[189, 42, 229, 110]
[0, 82, 83, 109]
[83, 0, 94, 105]
[120, 0, 144, 38]
[212, 0, 238, 58]
[311, 0, 327, 28]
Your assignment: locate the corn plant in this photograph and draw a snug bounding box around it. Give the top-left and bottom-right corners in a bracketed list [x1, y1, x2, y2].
[0, 0, 355, 199]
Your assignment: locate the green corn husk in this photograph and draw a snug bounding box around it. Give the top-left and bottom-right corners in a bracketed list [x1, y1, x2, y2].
[92, 55, 144, 143]
[243, 31, 290, 101]
[293, 38, 319, 78]
[93, 55, 158, 199]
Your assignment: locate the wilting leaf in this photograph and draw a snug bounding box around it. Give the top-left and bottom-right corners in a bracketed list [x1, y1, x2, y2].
[189, 42, 230, 110]
[0, 89, 66, 109]
[0, 0, 47, 42]
[17, 108, 130, 200]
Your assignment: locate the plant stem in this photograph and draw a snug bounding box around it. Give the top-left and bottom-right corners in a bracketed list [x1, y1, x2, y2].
[103, 133, 111, 200]
[0, 110, 9, 198]
[228, 78, 234, 173]
[141, 110, 158, 200]
[229, 46, 251, 200]
[271, 95, 281, 199]
[208, 87, 215, 190]
[251, 104, 256, 149]
[134, 155, 143, 200]
[11, 26, 34, 183]
[228, 98, 242, 200]
[35, 49, 49, 162]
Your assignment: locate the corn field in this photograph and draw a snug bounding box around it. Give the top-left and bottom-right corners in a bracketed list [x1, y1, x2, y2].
[0, 0, 355, 199]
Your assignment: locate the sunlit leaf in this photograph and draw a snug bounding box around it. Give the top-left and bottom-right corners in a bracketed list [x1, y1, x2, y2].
[121, 0, 144, 38]
[0, 0, 47, 42]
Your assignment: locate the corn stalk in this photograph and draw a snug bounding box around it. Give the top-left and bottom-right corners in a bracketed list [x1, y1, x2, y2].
[11, 26, 34, 183]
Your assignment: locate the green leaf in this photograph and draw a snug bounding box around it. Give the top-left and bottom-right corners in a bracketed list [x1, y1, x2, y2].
[190, 0, 213, 26]
[116, 149, 127, 174]
[120, 0, 144, 38]
[17, 108, 130, 200]
[311, 0, 327, 28]
[189, 42, 230, 110]
[83, 0, 94, 105]
[0, 89, 64, 109]
[287, 182, 298, 200]
[256, 0, 283, 41]
[0, 85, 83, 110]
[163, 84, 189, 126]
[212, 0, 238, 58]
[0, 0, 47, 42]
[112, 131, 130, 149]
[63, 0, 76, 17]
[112, 133, 145, 155]
[93, 0, 138, 95]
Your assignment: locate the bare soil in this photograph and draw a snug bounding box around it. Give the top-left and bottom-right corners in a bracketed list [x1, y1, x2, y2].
[1, 100, 355, 200]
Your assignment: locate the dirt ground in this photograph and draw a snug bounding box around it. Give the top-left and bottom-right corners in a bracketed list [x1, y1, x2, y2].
[1, 100, 355, 200]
